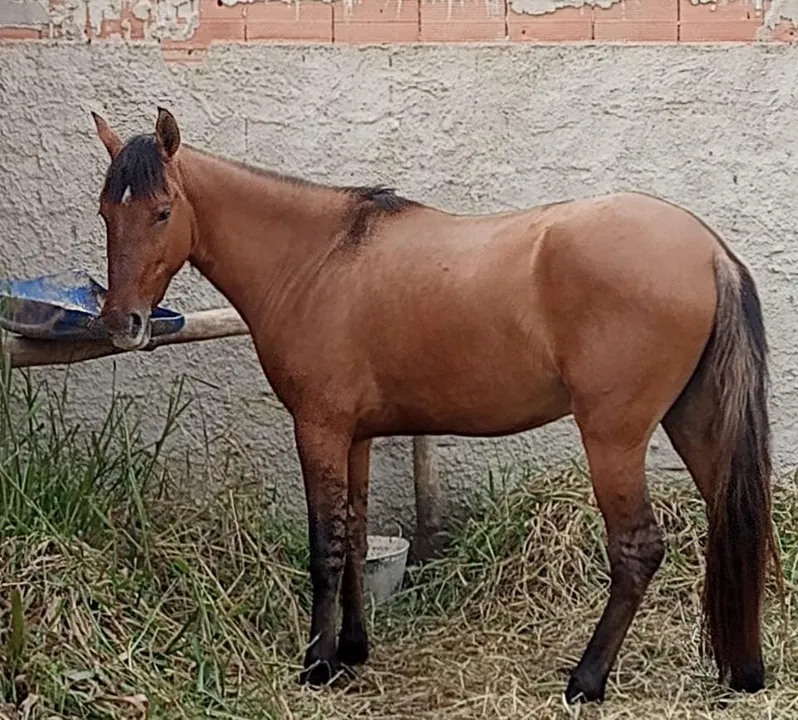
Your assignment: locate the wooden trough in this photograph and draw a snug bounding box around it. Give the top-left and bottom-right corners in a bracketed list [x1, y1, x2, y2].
[1, 306, 443, 561]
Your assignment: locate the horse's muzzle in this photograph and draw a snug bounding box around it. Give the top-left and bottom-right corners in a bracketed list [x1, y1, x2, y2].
[103, 306, 152, 351]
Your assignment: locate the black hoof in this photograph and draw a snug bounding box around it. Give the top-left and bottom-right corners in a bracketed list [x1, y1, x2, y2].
[298, 658, 340, 688]
[729, 658, 765, 694]
[337, 631, 369, 667]
[565, 671, 606, 705]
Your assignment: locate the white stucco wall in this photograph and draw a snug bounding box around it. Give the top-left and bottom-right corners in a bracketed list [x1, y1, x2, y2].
[1, 42, 797, 531]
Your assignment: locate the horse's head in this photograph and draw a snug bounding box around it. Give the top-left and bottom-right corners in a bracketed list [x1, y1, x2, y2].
[92, 107, 192, 350]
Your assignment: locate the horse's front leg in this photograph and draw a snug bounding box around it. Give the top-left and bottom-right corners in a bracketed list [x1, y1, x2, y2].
[295, 421, 351, 687]
[338, 439, 371, 667]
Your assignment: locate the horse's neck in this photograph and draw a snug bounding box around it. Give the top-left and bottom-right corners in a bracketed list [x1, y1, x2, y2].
[179, 148, 344, 326]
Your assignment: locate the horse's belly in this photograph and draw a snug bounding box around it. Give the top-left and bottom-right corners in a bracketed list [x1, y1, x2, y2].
[359, 351, 572, 439]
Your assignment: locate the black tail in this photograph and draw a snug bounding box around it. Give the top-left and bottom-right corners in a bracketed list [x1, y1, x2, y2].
[701, 253, 781, 691]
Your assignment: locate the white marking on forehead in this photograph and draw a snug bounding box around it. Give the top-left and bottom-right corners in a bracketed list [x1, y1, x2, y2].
[121, 186, 132, 204]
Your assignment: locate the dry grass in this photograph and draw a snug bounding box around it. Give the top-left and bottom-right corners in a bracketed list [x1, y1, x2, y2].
[0, 368, 797, 719]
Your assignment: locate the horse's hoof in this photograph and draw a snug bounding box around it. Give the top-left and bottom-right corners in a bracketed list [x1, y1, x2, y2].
[337, 631, 369, 667]
[298, 659, 339, 688]
[564, 671, 606, 705]
[729, 659, 765, 694]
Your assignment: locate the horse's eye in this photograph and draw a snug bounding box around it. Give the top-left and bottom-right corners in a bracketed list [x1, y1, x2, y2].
[156, 206, 172, 224]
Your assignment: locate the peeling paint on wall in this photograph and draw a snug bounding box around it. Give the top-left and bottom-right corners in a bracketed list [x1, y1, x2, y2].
[764, 0, 798, 28]
[136, 0, 198, 41]
[0, 0, 199, 39]
[508, 0, 618, 16]
[0, 0, 49, 27]
[683, 0, 797, 29]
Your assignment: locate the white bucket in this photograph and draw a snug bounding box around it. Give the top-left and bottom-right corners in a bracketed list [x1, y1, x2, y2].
[364, 534, 410, 605]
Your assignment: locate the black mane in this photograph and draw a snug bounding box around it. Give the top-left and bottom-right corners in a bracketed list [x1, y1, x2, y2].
[340, 185, 417, 243]
[341, 185, 415, 212]
[103, 134, 166, 203]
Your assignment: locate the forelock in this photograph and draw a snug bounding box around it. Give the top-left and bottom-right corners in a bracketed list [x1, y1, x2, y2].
[103, 134, 166, 204]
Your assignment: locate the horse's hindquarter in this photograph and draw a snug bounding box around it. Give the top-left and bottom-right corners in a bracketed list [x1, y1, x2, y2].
[537, 193, 720, 438]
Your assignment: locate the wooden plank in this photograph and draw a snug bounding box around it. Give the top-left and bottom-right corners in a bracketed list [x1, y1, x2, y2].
[1, 307, 250, 368]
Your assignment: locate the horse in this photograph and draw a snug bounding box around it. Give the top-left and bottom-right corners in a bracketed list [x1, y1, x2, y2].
[89, 106, 780, 704]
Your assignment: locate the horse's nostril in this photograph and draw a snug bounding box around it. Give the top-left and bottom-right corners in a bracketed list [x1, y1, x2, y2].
[129, 311, 144, 336]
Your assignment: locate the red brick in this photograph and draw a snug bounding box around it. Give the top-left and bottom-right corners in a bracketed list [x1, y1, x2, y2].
[420, 20, 505, 39]
[679, 0, 764, 21]
[765, 20, 798, 42]
[597, 0, 677, 20]
[201, 0, 246, 20]
[199, 19, 246, 45]
[246, 0, 332, 21]
[0, 26, 42, 39]
[335, 0, 418, 22]
[507, 6, 591, 41]
[334, 20, 418, 40]
[679, 19, 761, 40]
[198, 17, 246, 41]
[247, 20, 331, 39]
[421, 0, 503, 21]
[420, 0, 504, 40]
[247, 20, 332, 40]
[593, 0, 676, 40]
[97, 19, 124, 38]
[594, 19, 677, 40]
[161, 17, 245, 49]
[679, 0, 766, 40]
[245, 0, 332, 39]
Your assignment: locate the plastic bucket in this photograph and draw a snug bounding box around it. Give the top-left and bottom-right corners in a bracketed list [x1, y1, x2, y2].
[364, 534, 410, 605]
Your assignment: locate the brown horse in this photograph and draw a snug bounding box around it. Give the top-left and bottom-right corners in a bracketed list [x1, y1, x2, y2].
[90, 107, 779, 703]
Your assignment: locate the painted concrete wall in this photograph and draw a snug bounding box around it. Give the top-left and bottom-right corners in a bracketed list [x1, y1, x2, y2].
[1, 41, 798, 531]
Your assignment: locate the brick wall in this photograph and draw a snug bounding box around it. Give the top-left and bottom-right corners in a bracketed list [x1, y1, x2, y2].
[0, 0, 795, 65]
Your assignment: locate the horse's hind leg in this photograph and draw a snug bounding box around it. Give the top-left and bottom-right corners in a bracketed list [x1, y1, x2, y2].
[566, 424, 665, 704]
[661, 377, 714, 503]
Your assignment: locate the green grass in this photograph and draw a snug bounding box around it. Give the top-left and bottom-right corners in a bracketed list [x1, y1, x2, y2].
[0, 360, 797, 719]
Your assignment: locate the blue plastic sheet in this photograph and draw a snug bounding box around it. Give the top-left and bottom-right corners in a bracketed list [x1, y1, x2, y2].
[0, 269, 184, 341]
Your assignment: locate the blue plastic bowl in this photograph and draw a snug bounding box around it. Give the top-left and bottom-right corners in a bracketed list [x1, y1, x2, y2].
[0, 269, 185, 341]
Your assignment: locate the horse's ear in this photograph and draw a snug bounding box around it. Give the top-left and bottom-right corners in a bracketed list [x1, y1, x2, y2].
[91, 111, 122, 159]
[155, 106, 181, 159]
